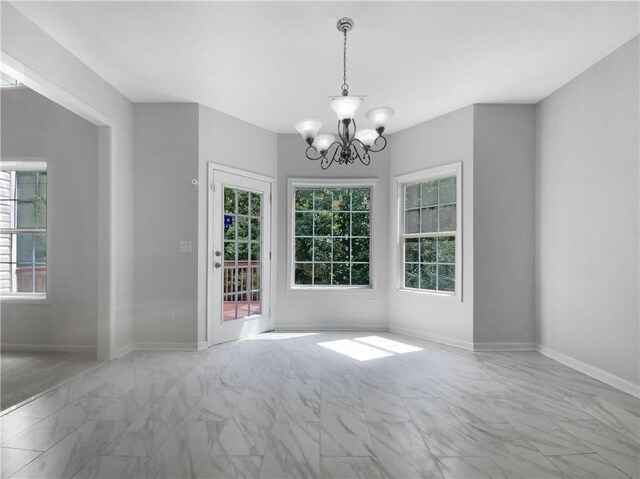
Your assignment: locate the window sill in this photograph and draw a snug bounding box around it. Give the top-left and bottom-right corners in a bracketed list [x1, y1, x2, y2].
[397, 287, 460, 299]
[289, 285, 375, 293]
[0, 294, 48, 304]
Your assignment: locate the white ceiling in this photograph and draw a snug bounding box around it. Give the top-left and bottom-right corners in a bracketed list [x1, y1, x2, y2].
[11, 1, 639, 134]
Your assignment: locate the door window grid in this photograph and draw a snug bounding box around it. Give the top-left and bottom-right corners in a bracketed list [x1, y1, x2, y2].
[223, 187, 262, 321]
[0, 169, 47, 295]
[293, 187, 371, 286]
[402, 177, 456, 292]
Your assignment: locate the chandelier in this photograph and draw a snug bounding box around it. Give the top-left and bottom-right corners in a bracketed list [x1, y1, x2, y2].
[295, 17, 394, 170]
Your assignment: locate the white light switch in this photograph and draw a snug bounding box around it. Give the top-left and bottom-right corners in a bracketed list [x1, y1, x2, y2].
[179, 240, 192, 253]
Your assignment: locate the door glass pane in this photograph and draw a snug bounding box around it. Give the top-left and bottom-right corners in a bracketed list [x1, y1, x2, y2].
[223, 293, 237, 321]
[222, 186, 262, 321]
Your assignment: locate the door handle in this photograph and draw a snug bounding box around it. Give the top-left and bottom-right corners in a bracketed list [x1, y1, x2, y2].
[214, 262, 222, 269]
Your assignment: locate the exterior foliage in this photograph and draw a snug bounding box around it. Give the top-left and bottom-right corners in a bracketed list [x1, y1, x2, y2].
[293, 187, 371, 286]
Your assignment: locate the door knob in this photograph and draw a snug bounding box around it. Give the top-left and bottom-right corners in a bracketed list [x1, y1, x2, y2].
[214, 262, 222, 269]
[215, 251, 221, 257]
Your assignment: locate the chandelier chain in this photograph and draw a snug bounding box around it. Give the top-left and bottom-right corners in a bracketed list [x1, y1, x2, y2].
[342, 29, 348, 94]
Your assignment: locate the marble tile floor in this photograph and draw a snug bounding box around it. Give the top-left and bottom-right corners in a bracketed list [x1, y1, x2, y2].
[1, 352, 100, 411]
[0, 331, 638, 478]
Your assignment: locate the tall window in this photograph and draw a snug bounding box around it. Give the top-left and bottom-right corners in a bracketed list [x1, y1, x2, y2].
[0, 163, 48, 296]
[291, 182, 372, 287]
[398, 163, 461, 294]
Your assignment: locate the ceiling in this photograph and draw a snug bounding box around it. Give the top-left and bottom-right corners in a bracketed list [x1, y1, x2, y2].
[10, 1, 639, 134]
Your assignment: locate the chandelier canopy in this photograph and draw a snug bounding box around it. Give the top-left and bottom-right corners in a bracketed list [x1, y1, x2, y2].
[295, 17, 394, 170]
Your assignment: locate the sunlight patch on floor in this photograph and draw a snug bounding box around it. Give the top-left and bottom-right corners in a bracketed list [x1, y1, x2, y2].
[354, 336, 422, 354]
[317, 335, 422, 361]
[317, 339, 394, 361]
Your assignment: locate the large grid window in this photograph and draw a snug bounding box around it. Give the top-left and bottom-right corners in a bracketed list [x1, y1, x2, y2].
[0, 165, 48, 296]
[402, 174, 457, 292]
[293, 186, 371, 287]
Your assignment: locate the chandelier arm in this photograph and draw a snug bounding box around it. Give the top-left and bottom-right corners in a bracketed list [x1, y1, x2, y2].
[322, 145, 340, 170]
[367, 135, 388, 153]
[304, 146, 325, 161]
[349, 138, 368, 151]
[351, 141, 371, 166]
[326, 141, 343, 152]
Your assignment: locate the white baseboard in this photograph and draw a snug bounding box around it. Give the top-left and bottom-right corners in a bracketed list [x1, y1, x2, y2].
[389, 325, 474, 351]
[537, 344, 639, 398]
[1, 343, 96, 353]
[133, 342, 200, 351]
[274, 324, 388, 332]
[113, 343, 134, 359]
[474, 342, 537, 352]
[197, 341, 209, 350]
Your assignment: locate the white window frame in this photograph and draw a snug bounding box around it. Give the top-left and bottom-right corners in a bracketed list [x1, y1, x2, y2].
[395, 162, 462, 299]
[0, 160, 49, 301]
[287, 178, 378, 292]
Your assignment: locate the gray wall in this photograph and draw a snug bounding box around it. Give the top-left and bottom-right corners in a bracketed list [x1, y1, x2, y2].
[1, 88, 99, 349]
[2, 3, 135, 359]
[275, 134, 389, 330]
[473, 105, 536, 346]
[133, 104, 200, 348]
[388, 106, 475, 348]
[536, 36, 639, 387]
[133, 104, 277, 348]
[197, 105, 278, 344]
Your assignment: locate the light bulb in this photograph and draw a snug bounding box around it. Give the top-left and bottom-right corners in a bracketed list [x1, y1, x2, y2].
[313, 134, 335, 152]
[295, 119, 321, 141]
[355, 129, 378, 148]
[365, 106, 395, 129]
[330, 96, 364, 121]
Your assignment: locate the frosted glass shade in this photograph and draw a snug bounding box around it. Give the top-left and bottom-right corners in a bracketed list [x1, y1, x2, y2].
[313, 134, 335, 152]
[295, 119, 321, 140]
[365, 106, 395, 128]
[355, 129, 378, 148]
[330, 96, 364, 121]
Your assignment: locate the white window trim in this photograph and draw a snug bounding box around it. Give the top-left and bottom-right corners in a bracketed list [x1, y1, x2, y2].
[287, 178, 379, 292]
[0, 159, 49, 302]
[395, 162, 462, 300]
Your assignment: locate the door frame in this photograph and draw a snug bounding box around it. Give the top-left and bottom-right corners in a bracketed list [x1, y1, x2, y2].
[207, 163, 274, 346]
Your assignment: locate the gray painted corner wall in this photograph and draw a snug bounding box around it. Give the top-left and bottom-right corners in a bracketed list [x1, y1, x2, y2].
[1, 88, 99, 348]
[275, 134, 390, 330]
[536, 36, 639, 387]
[133, 103, 200, 347]
[387, 104, 537, 349]
[197, 105, 278, 344]
[133, 103, 279, 348]
[473, 104, 536, 345]
[2, 2, 136, 359]
[388, 106, 475, 347]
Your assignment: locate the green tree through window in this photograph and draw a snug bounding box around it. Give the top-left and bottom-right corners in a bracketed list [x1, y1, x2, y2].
[293, 186, 371, 286]
[403, 176, 456, 292]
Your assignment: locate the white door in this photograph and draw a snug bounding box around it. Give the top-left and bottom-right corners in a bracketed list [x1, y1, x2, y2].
[208, 165, 272, 345]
